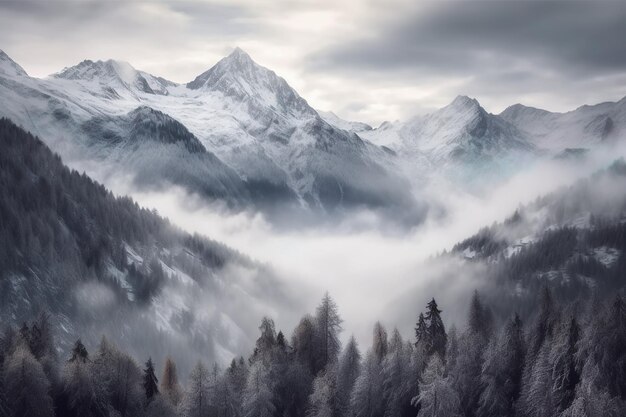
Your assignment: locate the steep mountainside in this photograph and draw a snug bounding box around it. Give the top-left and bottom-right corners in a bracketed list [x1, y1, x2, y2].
[451, 159, 626, 315]
[0, 49, 417, 222]
[500, 98, 626, 151]
[360, 95, 537, 183]
[0, 118, 296, 374]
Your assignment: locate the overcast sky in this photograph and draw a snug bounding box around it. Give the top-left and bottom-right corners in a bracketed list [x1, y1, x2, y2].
[2, 0, 626, 125]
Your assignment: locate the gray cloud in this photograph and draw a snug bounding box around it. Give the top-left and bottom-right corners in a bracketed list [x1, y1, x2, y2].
[1, 0, 625, 123]
[311, 1, 626, 75]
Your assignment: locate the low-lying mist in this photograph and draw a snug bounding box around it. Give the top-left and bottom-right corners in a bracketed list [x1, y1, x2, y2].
[89, 140, 626, 349]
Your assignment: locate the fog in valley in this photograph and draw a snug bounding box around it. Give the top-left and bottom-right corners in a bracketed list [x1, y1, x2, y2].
[85, 137, 626, 349]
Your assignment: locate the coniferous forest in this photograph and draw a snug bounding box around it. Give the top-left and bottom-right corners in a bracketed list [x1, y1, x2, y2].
[1, 112, 626, 417]
[2, 289, 626, 417]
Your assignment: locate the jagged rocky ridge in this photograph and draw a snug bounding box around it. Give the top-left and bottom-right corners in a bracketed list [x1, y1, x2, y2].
[0, 48, 417, 223]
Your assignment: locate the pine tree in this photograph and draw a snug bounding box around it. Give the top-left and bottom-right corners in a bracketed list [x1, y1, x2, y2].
[550, 316, 580, 413]
[414, 313, 428, 347]
[412, 355, 462, 417]
[478, 314, 525, 417]
[315, 293, 343, 372]
[372, 322, 388, 363]
[517, 344, 555, 417]
[92, 337, 143, 417]
[3, 343, 54, 417]
[337, 336, 361, 417]
[468, 291, 493, 341]
[293, 315, 317, 374]
[307, 367, 338, 417]
[69, 339, 89, 363]
[451, 295, 492, 417]
[350, 350, 383, 417]
[255, 317, 277, 362]
[61, 352, 107, 417]
[425, 299, 447, 359]
[160, 356, 182, 406]
[382, 329, 413, 417]
[143, 358, 159, 401]
[243, 361, 275, 417]
[180, 361, 214, 417]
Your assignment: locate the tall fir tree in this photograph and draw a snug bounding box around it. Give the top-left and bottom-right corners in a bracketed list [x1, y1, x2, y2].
[425, 299, 447, 360]
[143, 358, 159, 401]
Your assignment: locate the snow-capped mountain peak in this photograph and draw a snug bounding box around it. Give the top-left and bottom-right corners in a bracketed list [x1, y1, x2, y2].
[187, 47, 315, 118]
[0, 50, 28, 77]
[53, 58, 173, 96]
[448, 95, 481, 111]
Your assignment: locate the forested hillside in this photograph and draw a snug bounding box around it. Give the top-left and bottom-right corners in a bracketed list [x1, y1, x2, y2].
[1, 290, 624, 417]
[0, 118, 293, 374]
[451, 161, 626, 318]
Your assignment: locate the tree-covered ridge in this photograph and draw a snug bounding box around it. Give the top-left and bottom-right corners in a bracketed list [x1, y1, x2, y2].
[1, 289, 625, 417]
[0, 118, 284, 371]
[448, 162, 626, 317]
[0, 117, 246, 309]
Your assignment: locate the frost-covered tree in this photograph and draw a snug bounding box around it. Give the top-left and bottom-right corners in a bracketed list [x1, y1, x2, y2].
[213, 371, 240, 417]
[160, 356, 182, 406]
[61, 351, 107, 417]
[179, 361, 214, 417]
[92, 337, 143, 417]
[243, 361, 275, 417]
[307, 367, 338, 417]
[292, 315, 317, 374]
[3, 343, 54, 417]
[550, 316, 580, 413]
[529, 287, 558, 359]
[382, 329, 413, 417]
[412, 355, 461, 417]
[144, 394, 176, 417]
[517, 344, 555, 417]
[450, 294, 491, 417]
[337, 336, 361, 417]
[254, 317, 277, 362]
[350, 350, 383, 417]
[315, 293, 343, 371]
[584, 296, 626, 399]
[445, 326, 459, 375]
[468, 291, 493, 340]
[372, 322, 388, 363]
[478, 314, 525, 417]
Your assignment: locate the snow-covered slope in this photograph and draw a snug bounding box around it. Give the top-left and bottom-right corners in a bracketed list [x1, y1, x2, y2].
[500, 98, 626, 151]
[54, 58, 175, 97]
[0, 118, 298, 374]
[359, 95, 537, 185]
[0, 48, 417, 222]
[2, 46, 625, 223]
[363, 96, 534, 161]
[319, 110, 373, 133]
[0, 50, 28, 77]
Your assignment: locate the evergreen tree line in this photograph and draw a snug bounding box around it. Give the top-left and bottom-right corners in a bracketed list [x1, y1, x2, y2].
[0, 118, 243, 311]
[1, 289, 625, 417]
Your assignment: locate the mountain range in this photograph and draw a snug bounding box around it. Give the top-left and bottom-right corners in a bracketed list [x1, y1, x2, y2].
[1, 48, 625, 225]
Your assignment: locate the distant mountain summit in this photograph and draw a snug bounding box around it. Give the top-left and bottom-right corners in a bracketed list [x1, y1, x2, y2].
[500, 98, 626, 150]
[0, 49, 27, 77]
[54, 58, 175, 96]
[188, 47, 316, 119]
[0, 48, 625, 224]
